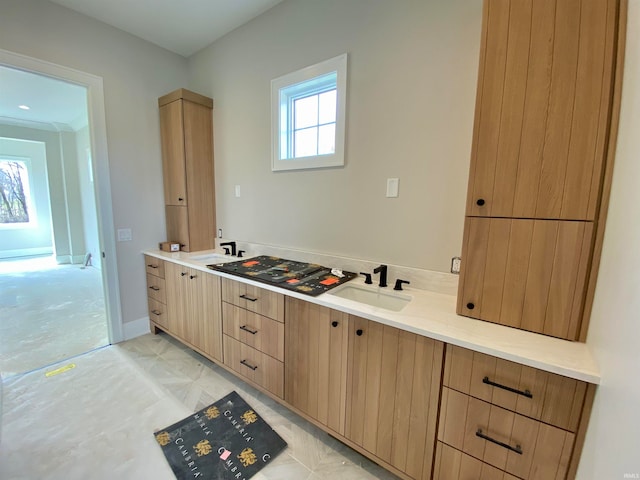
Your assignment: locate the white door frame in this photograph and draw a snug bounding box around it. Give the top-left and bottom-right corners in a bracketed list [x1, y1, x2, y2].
[0, 48, 123, 343]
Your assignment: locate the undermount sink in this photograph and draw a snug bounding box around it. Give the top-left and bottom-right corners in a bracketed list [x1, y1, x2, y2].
[188, 253, 237, 263]
[329, 283, 411, 312]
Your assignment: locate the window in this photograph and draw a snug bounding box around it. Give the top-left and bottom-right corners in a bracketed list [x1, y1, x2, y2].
[271, 54, 347, 171]
[0, 158, 35, 227]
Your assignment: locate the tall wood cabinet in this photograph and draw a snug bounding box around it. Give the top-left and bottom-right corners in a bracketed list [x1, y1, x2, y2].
[158, 89, 216, 252]
[458, 0, 624, 340]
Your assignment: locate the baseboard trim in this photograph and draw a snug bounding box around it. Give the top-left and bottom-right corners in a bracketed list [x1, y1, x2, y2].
[122, 317, 151, 341]
[0, 247, 53, 259]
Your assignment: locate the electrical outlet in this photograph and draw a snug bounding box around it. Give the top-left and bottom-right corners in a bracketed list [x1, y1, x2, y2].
[235, 185, 241, 197]
[451, 256, 461, 274]
[386, 178, 399, 197]
[218, 228, 223, 238]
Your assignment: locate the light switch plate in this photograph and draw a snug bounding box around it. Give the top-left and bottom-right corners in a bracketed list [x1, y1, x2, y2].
[117, 228, 132, 242]
[386, 178, 399, 198]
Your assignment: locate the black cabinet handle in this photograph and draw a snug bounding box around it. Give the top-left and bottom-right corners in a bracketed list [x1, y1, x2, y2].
[178, 197, 184, 202]
[240, 359, 258, 371]
[476, 429, 522, 455]
[147, 264, 158, 269]
[240, 325, 258, 335]
[331, 321, 339, 327]
[483, 376, 533, 398]
[149, 286, 160, 291]
[356, 329, 363, 336]
[239, 294, 258, 302]
[476, 198, 486, 206]
[466, 302, 475, 310]
[189, 275, 197, 279]
[181, 272, 187, 276]
[151, 310, 161, 316]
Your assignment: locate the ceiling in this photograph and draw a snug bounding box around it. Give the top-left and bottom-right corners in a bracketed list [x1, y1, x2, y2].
[0, 1, 284, 131]
[49, 0, 285, 57]
[0, 65, 88, 132]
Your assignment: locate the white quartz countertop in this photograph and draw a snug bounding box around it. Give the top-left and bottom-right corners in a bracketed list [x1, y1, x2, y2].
[144, 249, 600, 384]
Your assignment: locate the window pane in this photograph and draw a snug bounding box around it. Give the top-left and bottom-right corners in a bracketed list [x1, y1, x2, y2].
[319, 90, 337, 125]
[0, 160, 30, 223]
[294, 127, 318, 158]
[318, 124, 336, 155]
[294, 95, 318, 129]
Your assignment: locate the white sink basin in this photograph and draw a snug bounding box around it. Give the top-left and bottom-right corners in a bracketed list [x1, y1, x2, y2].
[329, 283, 411, 312]
[188, 253, 237, 263]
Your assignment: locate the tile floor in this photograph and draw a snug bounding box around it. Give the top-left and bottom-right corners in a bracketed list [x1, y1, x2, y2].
[1, 332, 400, 479]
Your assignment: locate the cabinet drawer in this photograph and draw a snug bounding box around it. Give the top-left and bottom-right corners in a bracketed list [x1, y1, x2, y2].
[438, 387, 574, 480]
[443, 345, 586, 432]
[222, 303, 284, 361]
[434, 442, 520, 480]
[148, 297, 168, 329]
[221, 278, 284, 322]
[223, 335, 284, 398]
[145, 255, 165, 278]
[146, 274, 166, 304]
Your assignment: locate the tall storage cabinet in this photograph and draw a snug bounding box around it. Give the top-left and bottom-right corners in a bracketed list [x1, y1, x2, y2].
[158, 89, 215, 252]
[457, 0, 625, 340]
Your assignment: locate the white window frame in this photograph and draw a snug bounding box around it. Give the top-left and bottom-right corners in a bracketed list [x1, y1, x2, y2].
[271, 53, 347, 172]
[0, 155, 37, 230]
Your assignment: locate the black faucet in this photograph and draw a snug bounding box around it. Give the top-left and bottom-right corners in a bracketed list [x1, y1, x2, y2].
[373, 264, 387, 287]
[220, 241, 237, 256]
[394, 279, 410, 291]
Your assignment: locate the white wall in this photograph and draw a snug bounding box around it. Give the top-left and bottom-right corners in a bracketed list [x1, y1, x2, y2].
[0, 0, 188, 325]
[0, 137, 53, 257]
[579, 2, 640, 478]
[188, 0, 482, 272]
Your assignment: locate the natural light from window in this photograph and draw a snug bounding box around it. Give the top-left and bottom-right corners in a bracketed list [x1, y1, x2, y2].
[0, 158, 36, 228]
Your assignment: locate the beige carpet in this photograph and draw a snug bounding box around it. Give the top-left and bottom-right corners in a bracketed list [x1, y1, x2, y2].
[0, 256, 108, 376]
[0, 345, 190, 479]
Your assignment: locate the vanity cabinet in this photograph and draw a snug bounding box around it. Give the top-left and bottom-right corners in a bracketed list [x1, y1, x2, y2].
[435, 345, 590, 479]
[345, 315, 444, 480]
[284, 298, 349, 436]
[221, 278, 285, 398]
[458, 0, 624, 341]
[163, 261, 223, 361]
[145, 255, 168, 330]
[158, 88, 215, 252]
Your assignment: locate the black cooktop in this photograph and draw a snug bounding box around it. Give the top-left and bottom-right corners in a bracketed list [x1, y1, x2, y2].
[207, 255, 356, 297]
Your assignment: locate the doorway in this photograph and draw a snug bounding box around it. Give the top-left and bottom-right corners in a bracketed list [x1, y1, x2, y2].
[0, 49, 122, 375]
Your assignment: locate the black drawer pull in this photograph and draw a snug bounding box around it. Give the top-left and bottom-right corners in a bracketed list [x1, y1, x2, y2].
[476, 198, 486, 206]
[181, 272, 187, 276]
[151, 310, 162, 316]
[240, 359, 258, 371]
[149, 286, 160, 291]
[331, 321, 339, 327]
[356, 329, 363, 336]
[190, 275, 197, 279]
[147, 264, 158, 269]
[240, 325, 258, 335]
[466, 302, 475, 310]
[239, 294, 258, 302]
[483, 376, 533, 398]
[476, 429, 522, 455]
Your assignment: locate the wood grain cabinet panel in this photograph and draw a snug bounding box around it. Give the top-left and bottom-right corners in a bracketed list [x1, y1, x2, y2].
[146, 274, 166, 304]
[345, 315, 443, 480]
[159, 89, 215, 252]
[222, 302, 284, 361]
[223, 335, 284, 398]
[284, 298, 349, 436]
[164, 262, 223, 362]
[434, 442, 520, 480]
[147, 298, 168, 329]
[466, 0, 619, 221]
[457, 217, 594, 340]
[439, 387, 575, 480]
[443, 345, 587, 432]
[145, 255, 165, 278]
[221, 278, 284, 322]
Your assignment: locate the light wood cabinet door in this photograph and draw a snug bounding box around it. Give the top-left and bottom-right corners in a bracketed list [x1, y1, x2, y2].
[159, 99, 187, 207]
[438, 387, 575, 480]
[164, 262, 223, 362]
[148, 298, 168, 329]
[443, 345, 587, 432]
[145, 255, 165, 278]
[221, 278, 285, 322]
[146, 274, 166, 304]
[345, 315, 444, 479]
[284, 298, 349, 435]
[434, 442, 520, 480]
[466, 0, 619, 221]
[457, 217, 593, 340]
